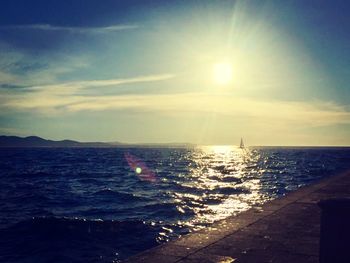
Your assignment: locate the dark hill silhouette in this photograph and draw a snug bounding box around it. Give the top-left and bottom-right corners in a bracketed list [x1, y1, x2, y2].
[0, 135, 194, 148]
[0, 135, 117, 147]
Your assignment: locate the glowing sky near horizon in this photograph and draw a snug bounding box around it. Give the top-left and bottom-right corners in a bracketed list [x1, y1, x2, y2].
[0, 0, 349, 145]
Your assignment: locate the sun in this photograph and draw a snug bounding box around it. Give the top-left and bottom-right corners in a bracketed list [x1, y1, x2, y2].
[213, 62, 233, 85]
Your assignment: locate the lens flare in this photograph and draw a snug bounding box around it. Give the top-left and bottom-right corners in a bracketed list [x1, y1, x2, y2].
[125, 152, 157, 182]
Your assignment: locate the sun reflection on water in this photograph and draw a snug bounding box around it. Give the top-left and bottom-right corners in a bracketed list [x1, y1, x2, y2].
[169, 145, 265, 232]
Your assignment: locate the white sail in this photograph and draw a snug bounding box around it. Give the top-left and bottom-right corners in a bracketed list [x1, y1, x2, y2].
[240, 138, 244, 148]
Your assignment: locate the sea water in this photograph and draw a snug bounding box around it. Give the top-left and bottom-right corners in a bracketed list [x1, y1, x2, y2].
[0, 146, 349, 262]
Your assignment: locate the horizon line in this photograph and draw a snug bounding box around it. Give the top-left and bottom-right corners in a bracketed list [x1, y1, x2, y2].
[0, 134, 349, 147]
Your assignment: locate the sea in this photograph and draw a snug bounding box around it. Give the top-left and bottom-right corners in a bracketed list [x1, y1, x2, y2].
[0, 146, 350, 262]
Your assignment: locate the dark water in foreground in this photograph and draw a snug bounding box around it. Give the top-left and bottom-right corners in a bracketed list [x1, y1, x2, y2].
[0, 146, 349, 262]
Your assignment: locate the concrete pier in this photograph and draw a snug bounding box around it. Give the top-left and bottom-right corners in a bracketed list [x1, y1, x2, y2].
[124, 171, 350, 263]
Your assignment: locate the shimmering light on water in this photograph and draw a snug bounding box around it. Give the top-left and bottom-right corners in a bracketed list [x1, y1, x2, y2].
[171, 145, 265, 227]
[1, 147, 350, 261]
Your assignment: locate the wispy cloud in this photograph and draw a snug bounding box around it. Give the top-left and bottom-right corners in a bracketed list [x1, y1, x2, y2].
[62, 95, 350, 127]
[0, 47, 90, 87]
[2, 82, 350, 128]
[0, 74, 176, 110]
[0, 24, 139, 33]
[29, 74, 175, 91]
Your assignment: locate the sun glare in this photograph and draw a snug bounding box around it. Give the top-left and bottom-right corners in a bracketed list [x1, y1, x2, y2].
[213, 62, 233, 85]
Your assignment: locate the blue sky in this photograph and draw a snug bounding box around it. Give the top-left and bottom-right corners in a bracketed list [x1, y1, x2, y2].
[0, 0, 349, 145]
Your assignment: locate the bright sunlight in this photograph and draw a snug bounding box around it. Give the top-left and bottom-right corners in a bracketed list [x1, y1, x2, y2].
[213, 62, 233, 85]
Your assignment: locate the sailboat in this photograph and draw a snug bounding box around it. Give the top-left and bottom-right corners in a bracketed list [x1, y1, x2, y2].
[239, 138, 245, 149]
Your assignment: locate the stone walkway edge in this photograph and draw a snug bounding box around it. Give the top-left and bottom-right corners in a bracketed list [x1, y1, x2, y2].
[124, 171, 350, 263]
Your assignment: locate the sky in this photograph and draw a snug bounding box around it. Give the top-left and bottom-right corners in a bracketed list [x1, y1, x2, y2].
[0, 0, 349, 146]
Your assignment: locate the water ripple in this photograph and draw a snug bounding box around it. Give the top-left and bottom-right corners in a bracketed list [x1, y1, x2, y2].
[0, 146, 350, 262]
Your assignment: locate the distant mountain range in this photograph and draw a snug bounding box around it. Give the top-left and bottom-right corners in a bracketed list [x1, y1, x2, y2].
[0, 135, 116, 147]
[0, 135, 194, 148]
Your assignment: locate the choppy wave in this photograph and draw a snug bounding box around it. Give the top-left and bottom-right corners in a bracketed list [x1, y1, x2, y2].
[0, 146, 350, 262]
[0, 217, 160, 263]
